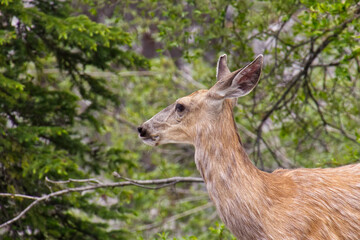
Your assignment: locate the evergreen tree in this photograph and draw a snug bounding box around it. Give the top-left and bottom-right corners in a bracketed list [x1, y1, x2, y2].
[0, 0, 147, 239]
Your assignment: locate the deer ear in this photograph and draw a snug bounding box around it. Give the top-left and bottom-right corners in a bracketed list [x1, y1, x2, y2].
[216, 54, 231, 81]
[210, 55, 263, 99]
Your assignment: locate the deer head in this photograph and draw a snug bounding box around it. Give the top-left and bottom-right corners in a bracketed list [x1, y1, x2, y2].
[138, 54, 263, 146]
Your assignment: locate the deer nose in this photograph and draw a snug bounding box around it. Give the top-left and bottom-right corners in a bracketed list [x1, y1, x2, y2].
[137, 127, 147, 137]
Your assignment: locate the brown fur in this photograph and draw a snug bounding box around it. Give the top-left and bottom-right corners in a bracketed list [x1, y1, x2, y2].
[139, 55, 360, 239]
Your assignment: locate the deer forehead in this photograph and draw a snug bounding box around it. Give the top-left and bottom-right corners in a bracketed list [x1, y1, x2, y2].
[178, 89, 209, 106]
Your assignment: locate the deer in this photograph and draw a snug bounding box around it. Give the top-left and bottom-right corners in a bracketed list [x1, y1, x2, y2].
[137, 54, 360, 240]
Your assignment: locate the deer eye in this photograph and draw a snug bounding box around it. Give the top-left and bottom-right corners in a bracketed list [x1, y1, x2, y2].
[175, 103, 185, 112]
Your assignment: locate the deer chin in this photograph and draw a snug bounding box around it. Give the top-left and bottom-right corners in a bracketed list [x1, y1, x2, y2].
[139, 135, 160, 146]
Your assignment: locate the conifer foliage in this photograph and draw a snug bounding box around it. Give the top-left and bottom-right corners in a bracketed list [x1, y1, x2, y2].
[0, 0, 147, 239]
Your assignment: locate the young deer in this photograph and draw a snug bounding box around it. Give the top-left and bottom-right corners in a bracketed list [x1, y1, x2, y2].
[138, 54, 360, 240]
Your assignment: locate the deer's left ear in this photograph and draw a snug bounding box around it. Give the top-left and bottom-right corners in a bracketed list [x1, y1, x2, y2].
[210, 54, 263, 99]
[216, 54, 231, 81]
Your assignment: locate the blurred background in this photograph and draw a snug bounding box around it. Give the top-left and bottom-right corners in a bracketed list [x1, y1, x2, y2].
[0, 0, 359, 239]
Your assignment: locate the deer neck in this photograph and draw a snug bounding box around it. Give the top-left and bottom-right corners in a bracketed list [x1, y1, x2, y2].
[194, 102, 269, 239]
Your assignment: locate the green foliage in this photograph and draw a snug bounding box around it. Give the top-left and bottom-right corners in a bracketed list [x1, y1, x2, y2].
[0, 0, 147, 239]
[138, 222, 235, 240]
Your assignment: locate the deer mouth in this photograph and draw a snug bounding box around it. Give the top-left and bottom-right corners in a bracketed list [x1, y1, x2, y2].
[139, 135, 160, 146]
[137, 126, 160, 146]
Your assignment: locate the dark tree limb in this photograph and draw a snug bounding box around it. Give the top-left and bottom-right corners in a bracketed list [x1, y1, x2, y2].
[254, 11, 360, 167]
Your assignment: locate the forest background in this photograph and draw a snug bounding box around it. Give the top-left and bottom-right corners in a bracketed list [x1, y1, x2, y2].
[0, 0, 359, 239]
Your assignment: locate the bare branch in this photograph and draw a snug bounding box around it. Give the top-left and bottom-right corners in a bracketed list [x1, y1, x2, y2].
[0, 193, 39, 200]
[0, 175, 203, 229]
[45, 176, 103, 185]
[26, 69, 161, 77]
[112, 172, 193, 190]
[310, 62, 341, 68]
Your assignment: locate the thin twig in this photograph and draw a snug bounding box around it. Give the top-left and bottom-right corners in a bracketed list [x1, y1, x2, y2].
[26, 69, 161, 77]
[113, 172, 185, 190]
[0, 193, 39, 200]
[45, 176, 103, 185]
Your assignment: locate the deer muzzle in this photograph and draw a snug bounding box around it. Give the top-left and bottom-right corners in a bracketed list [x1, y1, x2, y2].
[137, 124, 160, 146]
